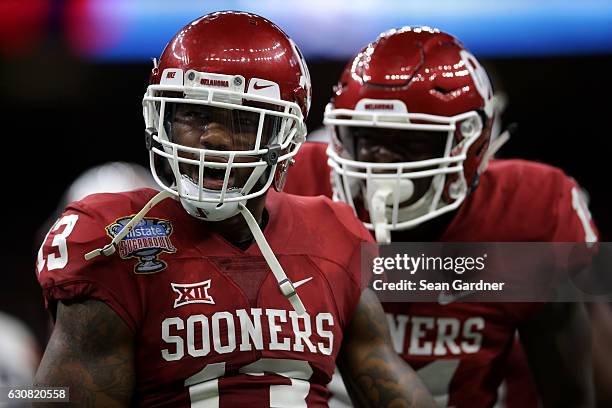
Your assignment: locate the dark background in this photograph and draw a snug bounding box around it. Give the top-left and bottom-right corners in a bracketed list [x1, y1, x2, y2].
[2, 4, 612, 346]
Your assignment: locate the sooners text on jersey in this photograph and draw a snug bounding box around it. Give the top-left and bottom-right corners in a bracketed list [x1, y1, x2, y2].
[36, 188, 372, 407]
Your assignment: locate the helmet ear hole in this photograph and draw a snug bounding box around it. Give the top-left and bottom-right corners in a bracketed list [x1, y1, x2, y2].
[459, 115, 483, 139]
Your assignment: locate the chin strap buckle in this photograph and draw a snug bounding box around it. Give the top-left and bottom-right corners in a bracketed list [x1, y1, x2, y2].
[238, 203, 307, 316]
[279, 279, 306, 315]
[83, 190, 174, 261]
[278, 279, 296, 298]
[85, 242, 116, 260]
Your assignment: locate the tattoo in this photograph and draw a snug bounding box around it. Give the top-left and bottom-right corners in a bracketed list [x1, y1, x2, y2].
[339, 289, 435, 408]
[34, 300, 134, 407]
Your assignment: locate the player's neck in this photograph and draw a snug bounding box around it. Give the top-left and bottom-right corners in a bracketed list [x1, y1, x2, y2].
[208, 193, 268, 247]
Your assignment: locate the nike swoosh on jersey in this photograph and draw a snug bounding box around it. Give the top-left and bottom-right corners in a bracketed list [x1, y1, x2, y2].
[293, 276, 313, 288]
[253, 82, 274, 90]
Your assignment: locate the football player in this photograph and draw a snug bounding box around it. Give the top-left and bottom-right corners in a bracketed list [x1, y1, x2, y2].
[33, 12, 435, 408]
[284, 27, 596, 407]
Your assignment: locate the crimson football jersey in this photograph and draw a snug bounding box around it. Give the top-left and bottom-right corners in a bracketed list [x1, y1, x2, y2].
[36, 188, 373, 407]
[285, 141, 598, 408]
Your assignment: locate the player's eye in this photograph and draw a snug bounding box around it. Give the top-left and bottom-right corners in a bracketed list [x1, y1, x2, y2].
[237, 117, 255, 127]
[184, 110, 209, 120]
[174, 107, 214, 129]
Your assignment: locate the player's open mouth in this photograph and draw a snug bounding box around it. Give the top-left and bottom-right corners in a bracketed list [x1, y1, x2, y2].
[203, 167, 235, 190]
[185, 168, 235, 191]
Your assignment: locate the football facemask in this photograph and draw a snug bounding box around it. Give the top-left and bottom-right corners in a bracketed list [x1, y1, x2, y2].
[143, 72, 305, 221]
[325, 103, 486, 242]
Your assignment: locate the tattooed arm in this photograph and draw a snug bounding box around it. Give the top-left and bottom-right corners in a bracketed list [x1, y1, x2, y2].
[337, 289, 435, 408]
[33, 300, 135, 407]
